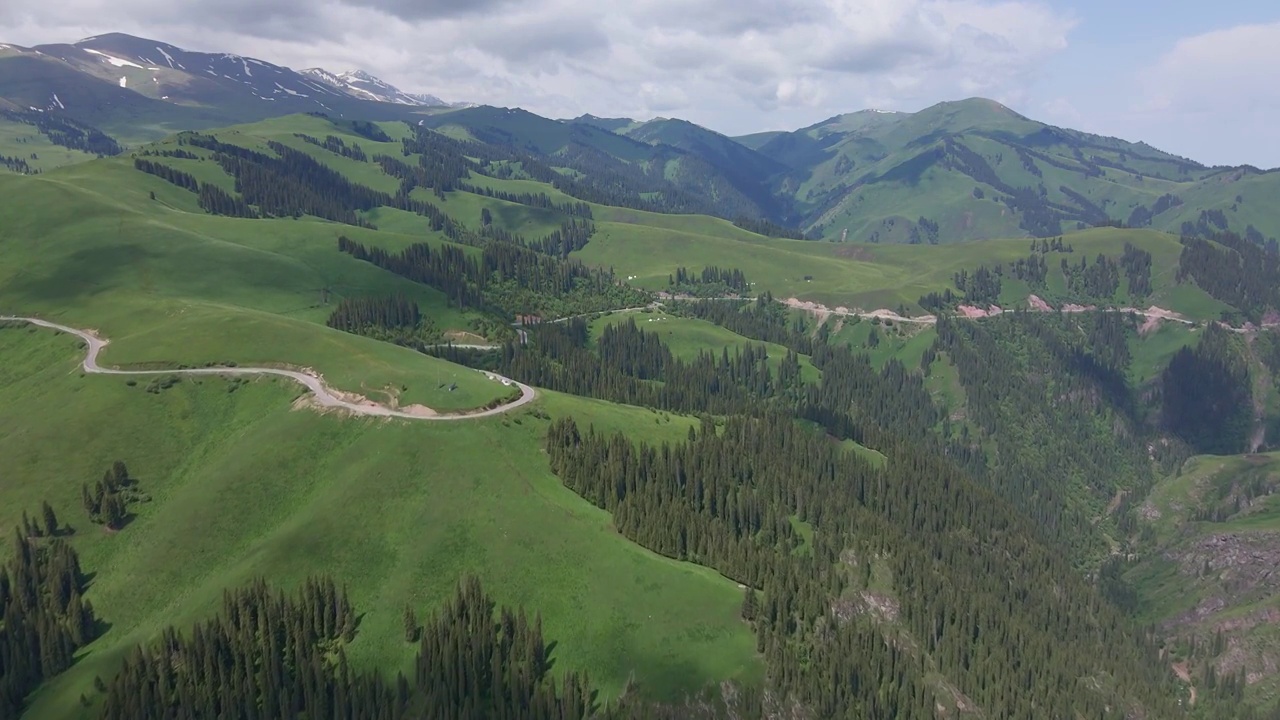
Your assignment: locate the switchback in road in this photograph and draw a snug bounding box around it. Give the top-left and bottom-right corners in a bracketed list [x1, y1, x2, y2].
[0, 316, 537, 421]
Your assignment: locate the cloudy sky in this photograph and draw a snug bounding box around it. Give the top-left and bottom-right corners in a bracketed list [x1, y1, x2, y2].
[3, 0, 1277, 167]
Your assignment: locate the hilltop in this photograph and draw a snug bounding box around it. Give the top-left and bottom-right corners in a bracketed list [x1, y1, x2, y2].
[752, 98, 1280, 245]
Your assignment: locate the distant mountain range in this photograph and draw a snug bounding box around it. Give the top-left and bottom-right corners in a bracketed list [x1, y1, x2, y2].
[2, 32, 1277, 245]
[0, 33, 467, 134]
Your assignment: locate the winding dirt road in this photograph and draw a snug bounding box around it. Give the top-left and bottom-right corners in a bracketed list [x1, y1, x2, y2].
[0, 316, 536, 421]
[780, 296, 1205, 328]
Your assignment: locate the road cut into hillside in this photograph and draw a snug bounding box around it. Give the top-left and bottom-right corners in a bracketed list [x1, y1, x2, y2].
[0, 316, 536, 420]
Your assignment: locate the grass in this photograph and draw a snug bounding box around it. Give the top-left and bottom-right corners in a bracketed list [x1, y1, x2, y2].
[0, 130, 786, 715]
[575, 223, 1227, 320]
[829, 317, 936, 369]
[1138, 453, 1280, 544]
[589, 310, 820, 382]
[1129, 322, 1201, 387]
[439, 189, 569, 239]
[1127, 449, 1280, 695]
[0, 162, 517, 412]
[591, 206, 769, 243]
[1, 327, 761, 718]
[3, 110, 1270, 712]
[0, 117, 100, 172]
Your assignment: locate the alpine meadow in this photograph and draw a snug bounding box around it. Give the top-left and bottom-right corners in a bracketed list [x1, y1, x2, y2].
[2, 19, 1280, 720]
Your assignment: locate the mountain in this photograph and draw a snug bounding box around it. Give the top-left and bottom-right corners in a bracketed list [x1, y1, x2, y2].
[731, 130, 787, 151]
[617, 116, 792, 221]
[563, 113, 640, 133]
[751, 98, 1280, 244]
[299, 67, 468, 108]
[3, 33, 1279, 244]
[556, 98, 1280, 245]
[420, 106, 789, 221]
[0, 33, 445, 143]
[30, 33, 356, 109]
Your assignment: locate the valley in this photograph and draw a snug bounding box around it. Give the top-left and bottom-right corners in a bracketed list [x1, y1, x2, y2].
[2, 28, 1280, 720]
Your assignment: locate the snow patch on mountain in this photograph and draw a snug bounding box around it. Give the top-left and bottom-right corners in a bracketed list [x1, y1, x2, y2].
[301, 67, 461, 107]
[155, 46, 182, 69]
[84, 48, 144, 69]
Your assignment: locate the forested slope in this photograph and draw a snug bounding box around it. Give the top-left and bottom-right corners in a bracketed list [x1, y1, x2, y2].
[3, 108, 1280, 718]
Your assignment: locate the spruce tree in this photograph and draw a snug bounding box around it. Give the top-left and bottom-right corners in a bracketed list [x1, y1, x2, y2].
[41, 501, 58, 537]
[741, 587, 758, 622]
[103, 495, 125, 530]
[403, 604, 419, 642]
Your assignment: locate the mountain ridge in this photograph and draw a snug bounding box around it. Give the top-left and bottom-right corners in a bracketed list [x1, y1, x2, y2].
[0, 32, 468, 143]
[3, 32, 1279, 244]
[299, 67, 470, 108]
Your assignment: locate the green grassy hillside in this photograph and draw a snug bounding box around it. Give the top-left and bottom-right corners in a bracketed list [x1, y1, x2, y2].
[0, 110, 780, 717]
[747, 98, 1280, 244]
[0, 326, 759, 718]
[1126, 452, 1280, 710]
[588, 309, 821, 382]
[0, 156, 517, 412]
[576, 224, 1229, 320]
[3, 108, 1276, 717]
[0, 115, 101, 172]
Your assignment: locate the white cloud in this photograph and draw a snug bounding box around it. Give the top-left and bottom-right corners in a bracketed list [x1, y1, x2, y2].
[1122, 22, 1280, 167]
[0, 0, 1076, 132]
[1136, 22, 1280, 115]
[1039, 97, 1082, 127]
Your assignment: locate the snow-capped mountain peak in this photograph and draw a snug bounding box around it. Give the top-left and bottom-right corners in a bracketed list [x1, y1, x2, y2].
[300, 67, 460, 107]
[8, 32, 472, 116]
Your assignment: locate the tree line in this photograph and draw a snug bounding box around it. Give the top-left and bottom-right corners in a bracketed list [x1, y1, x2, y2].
[459, 182, 595, 219]
[1161, 324, 1254, 455]
[931, 311, 1159, 562]
[295, 133, 368, 162]
[434, 316, 805, 417]
[132, 158, 259, 218]
[1127, 192, 1184, 227]
[338, 235, 648, 320]
[326, 294, 441, 347]
[0, 109, 121, 157]
[543, 408, 1197, 718]
[1, 506, 100, 719]
[1062, 253, 1121, 299]
[89, 568, 762, 719]
[667, 295, 814, 354]
[1177, 229, 1280, 322]
[0, 155, 32, 174]
[666, 266, 750, 296]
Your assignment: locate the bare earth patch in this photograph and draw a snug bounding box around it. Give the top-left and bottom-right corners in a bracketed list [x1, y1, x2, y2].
[1061, 303, 1097, 313]
[957, 304, 1001, 319]
[1027, 294, 1054, 312]
[1139, 305, 1187, 321]
[1172, 661, 1197, 706]
[445, 330, 489, 344]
